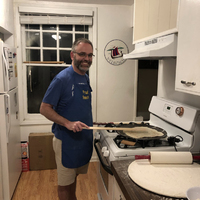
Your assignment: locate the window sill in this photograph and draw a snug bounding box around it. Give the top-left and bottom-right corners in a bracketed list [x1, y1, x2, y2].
[20, 118, 53, 126]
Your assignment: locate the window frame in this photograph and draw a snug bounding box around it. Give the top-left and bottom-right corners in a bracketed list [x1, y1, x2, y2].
[22, 25, 92, 122]
[16, 4, 97, 125]
[21, 24, 90, 63]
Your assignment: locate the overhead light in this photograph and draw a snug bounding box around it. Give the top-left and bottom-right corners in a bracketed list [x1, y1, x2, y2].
[52, 35, 61, 40]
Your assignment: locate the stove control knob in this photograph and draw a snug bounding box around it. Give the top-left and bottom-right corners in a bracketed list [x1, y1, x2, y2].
[102, 146, 107, 153]
[175, 107, 184, 116]
[103, 150, 110, 157]
[95, 131, 100, 140]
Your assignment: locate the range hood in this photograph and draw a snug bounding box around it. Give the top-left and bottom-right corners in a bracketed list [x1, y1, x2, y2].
[123, 33, 177, 60]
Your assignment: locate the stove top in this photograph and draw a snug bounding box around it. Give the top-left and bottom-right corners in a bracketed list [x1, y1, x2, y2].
[95, 96, 200, 161]
[103, 121, 182, 149]
[100, 114, 193, 152]
[113, 134, 183, 149]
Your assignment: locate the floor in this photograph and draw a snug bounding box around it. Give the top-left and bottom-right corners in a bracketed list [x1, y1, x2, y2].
[12, 162, 98, 200]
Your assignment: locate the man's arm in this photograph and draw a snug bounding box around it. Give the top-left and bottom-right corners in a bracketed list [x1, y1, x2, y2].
[40, 102, 89, 132]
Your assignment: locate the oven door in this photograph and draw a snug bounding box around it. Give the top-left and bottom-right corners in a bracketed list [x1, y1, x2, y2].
[94, 139, 114, 200]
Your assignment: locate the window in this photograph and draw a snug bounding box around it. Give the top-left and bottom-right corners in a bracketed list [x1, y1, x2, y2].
[18, 6, 95, 122]
[24, 24, 89, 63]
[22, 24, 89, 114]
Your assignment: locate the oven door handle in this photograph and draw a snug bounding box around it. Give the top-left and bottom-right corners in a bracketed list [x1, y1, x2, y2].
[94, 139, 113, 175]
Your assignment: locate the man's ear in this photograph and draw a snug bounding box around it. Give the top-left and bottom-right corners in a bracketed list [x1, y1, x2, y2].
[70, 51, 74, 61]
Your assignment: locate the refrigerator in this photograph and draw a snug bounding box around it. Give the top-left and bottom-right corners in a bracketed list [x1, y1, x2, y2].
[0, 40, 21, 200]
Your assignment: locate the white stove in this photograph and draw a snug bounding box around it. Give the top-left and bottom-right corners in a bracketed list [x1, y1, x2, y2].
[95, 96, 200, 163]
[95, 96, 200, 200]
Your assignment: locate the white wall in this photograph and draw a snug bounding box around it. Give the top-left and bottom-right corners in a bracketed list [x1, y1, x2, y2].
[0, 0, 14, 44]
[0, 0, 14, 34]
[157, 59, 200, 108]
[13, 1, 135, 147]
[96, 5, 135, 122]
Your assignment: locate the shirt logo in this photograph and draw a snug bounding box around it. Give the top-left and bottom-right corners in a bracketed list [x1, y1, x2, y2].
[82, 90, 89, 100]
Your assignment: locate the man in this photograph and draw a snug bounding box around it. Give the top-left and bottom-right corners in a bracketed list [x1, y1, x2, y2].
[40, 38, 94, 200]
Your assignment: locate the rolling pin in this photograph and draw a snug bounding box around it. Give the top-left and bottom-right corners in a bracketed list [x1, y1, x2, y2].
[135, 152, 200, 164]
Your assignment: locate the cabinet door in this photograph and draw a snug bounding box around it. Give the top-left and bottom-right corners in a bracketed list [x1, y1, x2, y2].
[158, 0, 171, 33]
[148, 0, 159, 37]
[113, 178, 126, 200]
[175, 0, 200, 95]
[133, 0, 179, 43]
[133, 0, 147, 41]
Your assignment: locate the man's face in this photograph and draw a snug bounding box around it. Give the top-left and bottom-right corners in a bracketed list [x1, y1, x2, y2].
[71, 42, 93, 74]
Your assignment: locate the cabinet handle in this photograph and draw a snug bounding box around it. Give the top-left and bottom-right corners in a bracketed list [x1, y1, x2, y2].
[181, 80, 196, 86]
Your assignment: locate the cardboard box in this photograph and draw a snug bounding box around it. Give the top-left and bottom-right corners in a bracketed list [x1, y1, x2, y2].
[29, 132, 57, 170]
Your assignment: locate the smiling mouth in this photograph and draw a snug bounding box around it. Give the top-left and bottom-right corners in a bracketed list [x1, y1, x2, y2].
[82, 62, 89, 65]
[81, 61, 91, 66]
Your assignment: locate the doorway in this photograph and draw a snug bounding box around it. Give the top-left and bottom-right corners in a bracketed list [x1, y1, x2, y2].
[136, 60, 158, 121]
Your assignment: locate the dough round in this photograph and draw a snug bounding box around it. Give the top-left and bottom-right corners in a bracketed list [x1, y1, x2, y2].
[124, 127, 164, 139]
[128, 159, 200, 198]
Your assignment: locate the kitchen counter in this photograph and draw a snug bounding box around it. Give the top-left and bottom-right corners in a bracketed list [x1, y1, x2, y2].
[111, 159, 187, 200]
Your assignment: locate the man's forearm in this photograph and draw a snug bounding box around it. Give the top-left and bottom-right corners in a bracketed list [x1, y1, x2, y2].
[40, 102, 89, 132]
[40, 102, 70, 127]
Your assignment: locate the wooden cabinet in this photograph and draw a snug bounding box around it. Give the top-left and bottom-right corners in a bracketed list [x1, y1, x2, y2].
[133, 0, 179, 43]
[175, 0, 200, 95]
[113, 177, 126, 200]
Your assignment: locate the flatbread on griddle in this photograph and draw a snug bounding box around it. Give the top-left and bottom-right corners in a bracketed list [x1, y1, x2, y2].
[124, 127, 164, 139]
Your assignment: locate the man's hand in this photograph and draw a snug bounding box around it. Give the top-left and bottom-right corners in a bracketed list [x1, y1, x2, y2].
[65, 121, 89, 132]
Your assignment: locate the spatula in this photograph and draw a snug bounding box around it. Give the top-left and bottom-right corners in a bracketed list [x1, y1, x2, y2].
[83, 126, 148, 132]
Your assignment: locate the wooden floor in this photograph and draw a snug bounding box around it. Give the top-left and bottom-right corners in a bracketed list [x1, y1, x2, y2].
[12, 162, 98, 200]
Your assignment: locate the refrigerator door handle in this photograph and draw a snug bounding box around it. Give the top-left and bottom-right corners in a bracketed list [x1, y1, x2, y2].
[2, 47, 9, 91]
[4, 94, 11, 143]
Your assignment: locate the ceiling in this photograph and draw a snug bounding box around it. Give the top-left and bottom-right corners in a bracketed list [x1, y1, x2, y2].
[36, 0, 134, 5]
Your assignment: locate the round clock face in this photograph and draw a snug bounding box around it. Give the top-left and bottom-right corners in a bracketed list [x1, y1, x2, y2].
[104, 39, 129, 66]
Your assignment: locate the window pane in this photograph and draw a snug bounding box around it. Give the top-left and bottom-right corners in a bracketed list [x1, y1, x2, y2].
[75, 34, 88, 40]
[43, 33, 57, 47]
[25, 24, 39, 30]
[23, 23, 91, 116]
[27, 65, 66, 113]
[75, 25, 88, 32]
[59, 33, 72, 48]
[43, 50, 57, 61]
[60, 50, 71, 64]
[26, 49, 40, 61]
[59, 25, 72, 31]
[42, 25, 56, 30]
[26, 32, 40, 47]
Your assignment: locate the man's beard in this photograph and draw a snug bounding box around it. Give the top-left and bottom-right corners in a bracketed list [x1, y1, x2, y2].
[74, 57, 92, 73]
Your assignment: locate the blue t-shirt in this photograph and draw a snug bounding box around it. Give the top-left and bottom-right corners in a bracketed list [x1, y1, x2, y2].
[43, 65, 92, 136]
[42, 65, 93, 168]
